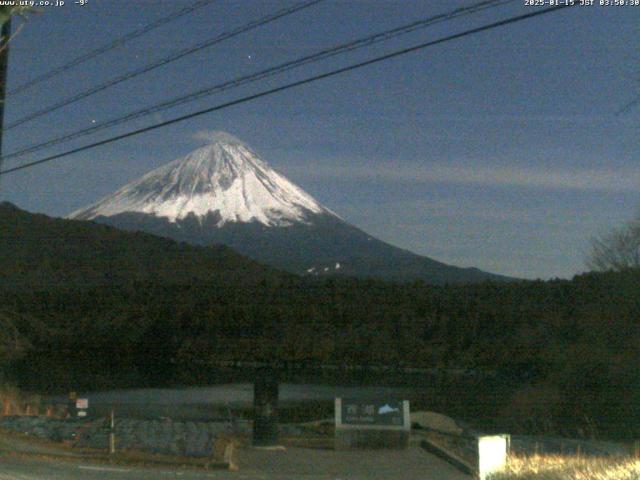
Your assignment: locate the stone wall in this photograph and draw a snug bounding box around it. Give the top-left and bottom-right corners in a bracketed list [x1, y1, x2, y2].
[0, 416, 245, 456]
[0, 415, 304, 457]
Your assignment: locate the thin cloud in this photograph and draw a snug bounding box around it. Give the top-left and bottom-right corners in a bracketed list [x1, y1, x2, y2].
[191, 130, 245, 145]
[287, 161, 640, 193]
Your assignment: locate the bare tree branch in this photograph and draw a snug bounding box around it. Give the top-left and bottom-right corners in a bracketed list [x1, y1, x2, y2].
[587, 212, 640, 271]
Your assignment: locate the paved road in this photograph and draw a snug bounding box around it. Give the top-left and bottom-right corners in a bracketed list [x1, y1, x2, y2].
[0, 455, 221, 480]
[238, 446, 471, 479]
[0, 447, 470, 480]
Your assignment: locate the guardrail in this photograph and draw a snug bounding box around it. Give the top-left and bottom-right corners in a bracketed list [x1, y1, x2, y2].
[415, 431, 477, 476]
[416, 431, 512, 479]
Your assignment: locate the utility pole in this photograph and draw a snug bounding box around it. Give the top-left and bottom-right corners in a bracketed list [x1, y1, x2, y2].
[0, 18, 11, 168]
[108, 409, 116, 455]
[253, 367, 279, 447]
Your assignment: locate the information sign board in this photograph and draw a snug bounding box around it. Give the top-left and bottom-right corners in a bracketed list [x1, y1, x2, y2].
[336, 398, 410, 431]
[335, 398, 410, 449]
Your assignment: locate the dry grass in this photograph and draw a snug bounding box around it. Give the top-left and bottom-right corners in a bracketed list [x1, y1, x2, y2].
[490, 454, 640, 480]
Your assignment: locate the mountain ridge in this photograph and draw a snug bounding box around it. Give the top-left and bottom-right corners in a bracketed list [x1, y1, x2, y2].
[68, 133, 514, 284]
[70, 138, 333, 227]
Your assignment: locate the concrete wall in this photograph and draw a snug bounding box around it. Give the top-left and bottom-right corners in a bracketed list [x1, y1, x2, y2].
[335, 429, 410, 449]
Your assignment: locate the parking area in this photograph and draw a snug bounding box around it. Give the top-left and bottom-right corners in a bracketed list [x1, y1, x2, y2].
[0, 442, 470, 480]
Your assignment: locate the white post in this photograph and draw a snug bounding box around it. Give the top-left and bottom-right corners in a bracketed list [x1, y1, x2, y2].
[478, 434, 509, 480]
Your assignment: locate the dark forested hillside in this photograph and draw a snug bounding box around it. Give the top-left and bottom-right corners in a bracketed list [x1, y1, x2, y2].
[1, 203, 639, 439]
[94, 210, 514, 284]
[0, 202, 288, 287]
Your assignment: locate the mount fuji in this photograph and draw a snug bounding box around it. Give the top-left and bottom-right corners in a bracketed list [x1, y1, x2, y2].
[69, 132, 510, 284]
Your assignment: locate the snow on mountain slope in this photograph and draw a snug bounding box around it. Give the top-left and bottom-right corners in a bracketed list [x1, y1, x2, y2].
[69, 133, 332, 227]
[68, 132, 514, 284]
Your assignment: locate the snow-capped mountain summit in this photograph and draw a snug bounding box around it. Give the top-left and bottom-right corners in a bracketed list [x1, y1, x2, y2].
[69, 132, 512, 284]
[70, 133, 331, 226]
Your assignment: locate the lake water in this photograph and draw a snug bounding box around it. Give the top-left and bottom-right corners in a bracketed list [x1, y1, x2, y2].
[50, 383, 431, 421]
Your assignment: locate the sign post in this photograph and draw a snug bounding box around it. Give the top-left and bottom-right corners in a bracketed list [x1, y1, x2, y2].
[75, 398, 89, 418]
[108, 409, 116, 455]
[335, 398, 410, 449]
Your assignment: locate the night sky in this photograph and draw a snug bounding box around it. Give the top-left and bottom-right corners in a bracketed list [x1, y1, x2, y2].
[1, 0, 638, 279]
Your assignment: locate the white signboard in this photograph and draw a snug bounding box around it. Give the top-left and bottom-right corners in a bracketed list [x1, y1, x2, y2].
[75, 398, 89, 410]
[335, 398, 410, 431]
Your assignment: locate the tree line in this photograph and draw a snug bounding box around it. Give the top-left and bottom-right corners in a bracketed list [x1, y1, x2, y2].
[1, 269, 639, 439]
[1, 203, 639, 439]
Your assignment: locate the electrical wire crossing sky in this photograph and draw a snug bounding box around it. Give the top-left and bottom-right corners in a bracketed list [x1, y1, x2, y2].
[1, 0, 519, 164]
[1, 0, 639, 280]
[6, 0, 219, 97]
[0, 3, 574, 176]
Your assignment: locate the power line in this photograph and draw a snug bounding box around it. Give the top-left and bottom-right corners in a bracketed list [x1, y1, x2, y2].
[2, 0, 514, 163]
[7, 0, 218, 97]
[617, 97, 639, 115]
[0, 4, 575, 177]
[4, 0, 325, 131]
